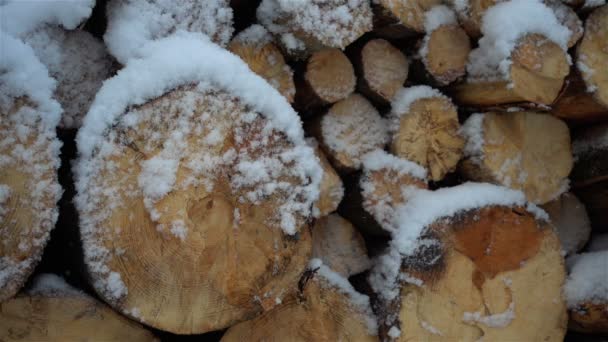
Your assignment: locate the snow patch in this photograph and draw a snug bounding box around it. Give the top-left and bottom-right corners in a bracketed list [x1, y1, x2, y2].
[28, 273, 84, 297]
[0, 0, 94, 36]
[565, 251, 608, 307]
[389, 86, 449, 134]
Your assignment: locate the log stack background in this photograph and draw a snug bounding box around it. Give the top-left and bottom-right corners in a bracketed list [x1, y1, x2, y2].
[1, 0, 608, 341]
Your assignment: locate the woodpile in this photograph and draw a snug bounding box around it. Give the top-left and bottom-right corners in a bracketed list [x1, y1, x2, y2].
[2, 0, 608, 341]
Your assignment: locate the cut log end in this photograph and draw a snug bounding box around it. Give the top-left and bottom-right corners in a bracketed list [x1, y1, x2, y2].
[301, 48, 356, 107]
[375, 0, 442, 34]
[577, 5, 608, 109]
[541, 192, 591, 256]
[312, 143, 344, 217]
[460, 111, 572, 204]
[423, 24, 471, 85]
[390, 96, 464, 181]
[388, 206, 567, 341]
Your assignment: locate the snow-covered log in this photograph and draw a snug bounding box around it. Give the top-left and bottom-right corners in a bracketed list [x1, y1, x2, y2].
[340, 150, 428, 236]
[388, 86, 465, 182]
[74, 33, 323, 334]
[105, 0, 234, 64]
[570, 123, 608, 232]
[347, 39, 409, 107]
[257, 0, 372, 59]
[459, 111, 572, 204]
[308, 94, 389, 173]
[23, 26, 113, 129]
[294, 48, 356, 116]
[0, 33, 62, 302]
[419, 6, 471, 86]
[541, 192, 591, 256]
[370, 183, 567, 341]
[553, 5, 608, 122]
[450, 1, 572, 106]
[565, 251, 608, 333]
[0, 274, 156, 341]
[312, 214, 370, 278]
[228, 25, 295, 103]
[372, 0, 442, 39]
[221, 260, 379, 341]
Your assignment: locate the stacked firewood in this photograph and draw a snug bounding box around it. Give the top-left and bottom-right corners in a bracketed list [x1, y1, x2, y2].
[1, 0, 607, 341]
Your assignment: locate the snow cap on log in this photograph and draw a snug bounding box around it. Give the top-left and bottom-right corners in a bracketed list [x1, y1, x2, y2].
[0, 0, 94, 36]
[105, 0, 234, 64]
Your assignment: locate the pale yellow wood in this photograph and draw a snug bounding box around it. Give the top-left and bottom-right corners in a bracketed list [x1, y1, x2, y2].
[447, 0, 498, 38]
[360, 39, 409, 102]
[305, 48, 356, 104]
[390, 97, 464, 181]
[394, 206, 567, 341]
[0, 98, 60, 302]
[80, 87, 313, 334]
[312, 214, 369, 278]
[460, 112, 572, 204]
[0, 294, 156, 341]
[221, 277, 378, 342]
[228, 40, 295, 103]
[424, 24, 471, 85]
[377, 0, 442, 32]
[313, 145, 343, 217]
[577, 5, 608, 108]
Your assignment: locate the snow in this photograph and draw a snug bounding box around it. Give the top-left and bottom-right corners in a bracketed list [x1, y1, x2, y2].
[231, 24, 272, 46]
[369, 182, 548, 301]
[466, 0, 572, 83]
[75, 32, 322, 303]
[309, 259, 378, 335]
[28, 273, 84, 297]
[564, 251, 608, 307]
[588, 234, 608, 252]
[420, 320, 443, 335]
[460, 113, 485, 164]
[387, 326, 401, 339]
[257, 0, 372, 53]
[24, 26, 113, 129]
[105, 0, 234, 64]
[0, 0, 94, 36]
[463, 302, 516, 328]
[424, 5, 457, 33]
[572, 124, 608, 157]
[321, 95, 389, 169]
[583, 0, 606, 8]
[389, 86, 448, 133]
[0, 184, 10, 221]
[361, 150, 427, 181]
[577, 57, 598, 93]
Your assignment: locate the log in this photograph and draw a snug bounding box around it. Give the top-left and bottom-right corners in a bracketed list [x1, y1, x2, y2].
[541, 192, 591, 256]
[105, 0, 234, 64]
[565, 251, 608, 334]
[221, 260, 379, 341]
[551, 70, 608, 123]
[312, 214, 370, 277]
[453, 34, 570, 107]
[372, 0, 442, 39]
[228, 25, 295, 103]
[309, 94, 389, 173]
[310, 139, 344, 217]
[0, 274, 156, 341]
[459, 111, 572, 204]
[23, 26, 114, 129]
[348, 39, 409, 107]
[257, 0, 372, 59]
[369, 184, 567, 341]
[294, 48, 356, 115]
[571, 123, 608, 232]
[74, 36, 322, 333]
[1, 35, 62, 302]
[419, 6, 471, 86]
[388, 86, 464, 181]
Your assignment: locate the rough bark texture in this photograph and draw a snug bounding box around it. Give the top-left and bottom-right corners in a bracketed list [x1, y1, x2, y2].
[460, 111, 572, 204]
[382, 206, 567, 341]
[390, 96, 464, 181]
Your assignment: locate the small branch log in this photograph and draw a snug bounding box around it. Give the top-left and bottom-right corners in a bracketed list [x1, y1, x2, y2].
[541, 192, 591, 256]
[221, 264, 378, 341]
[310, 140, 344, 217]
[312, 214, 370, 277]
[0, 98, 62, 302]
[308, 94, 389, 173]
[452, 34, 570, 107]
[389, 87, 464, 181]
[0, 274, 156, 341]
[576, 5, 608, 111]
[420, 23, 471, 86]
[257, 0, 372, 59]
[229, 25, 295, 103]
[459, 111, 572, 204]
[570, 123, 608, 232]
[348, 39, 409, 107]
[294, 48, 356, 115]
[376, 205, 566, 341]
[372, 0, 442, 39]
